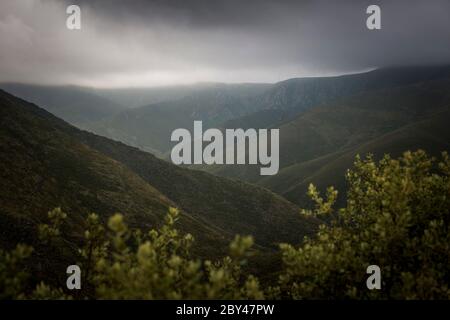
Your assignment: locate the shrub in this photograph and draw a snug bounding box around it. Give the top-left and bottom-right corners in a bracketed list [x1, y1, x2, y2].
[279, 151, 450, 299]
[0, 150, 449, 299]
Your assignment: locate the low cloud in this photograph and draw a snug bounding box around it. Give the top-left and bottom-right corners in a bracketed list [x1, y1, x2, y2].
[1, 0, 449, 87]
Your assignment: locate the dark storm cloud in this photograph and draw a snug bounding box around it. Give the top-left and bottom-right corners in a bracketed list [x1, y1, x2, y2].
[1, 0, 450, 87]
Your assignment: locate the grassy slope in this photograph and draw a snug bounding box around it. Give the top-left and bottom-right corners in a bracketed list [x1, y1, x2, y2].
[273, 109, 450, 206]
[0, 90, 234, 257]
[96, 66, 450, 156]
[70, 123, 319, 249]
[0, 90, 318, 257]
[205, 78, 450, 183]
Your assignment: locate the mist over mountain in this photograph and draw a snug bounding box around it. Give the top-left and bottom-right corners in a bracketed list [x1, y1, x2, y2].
[92, 83, 271, 109]
[63, 66, 450, 160]
[0, 83, 126, 128]
[84, 83, 271, 156]
[2, 1, 450, 87]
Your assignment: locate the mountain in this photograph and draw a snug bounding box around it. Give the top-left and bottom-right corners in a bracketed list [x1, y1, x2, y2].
[91, 83, 271, 109]
[275, 108, 450, 206]
[86, 83, 271, 156]
[223, 65, 450, 130]
[273, 76, 450, 168]
[85, 66, 450, 158]
[0, 83, 265, 132]
[202, 77, 450, 183]
[92, 85, 199, 109]
[0, 83, 126, 128]
[3, 66, 448, 250]
[0, 89, 318, 259]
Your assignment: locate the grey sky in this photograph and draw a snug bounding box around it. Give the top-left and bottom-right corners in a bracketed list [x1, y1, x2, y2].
[0, 0, 449, 87]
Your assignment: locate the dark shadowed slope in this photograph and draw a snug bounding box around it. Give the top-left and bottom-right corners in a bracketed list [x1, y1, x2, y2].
[0, 89, 230, 257]
[0, 89, 318, 256]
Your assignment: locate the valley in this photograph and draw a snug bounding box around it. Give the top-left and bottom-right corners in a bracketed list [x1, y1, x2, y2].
[0, 89, 319, 260]
[1, 65, 450, 283]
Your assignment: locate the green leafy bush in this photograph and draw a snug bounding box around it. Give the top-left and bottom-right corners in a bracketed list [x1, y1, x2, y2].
[0, 150, 449, 299]
[279, 150, 450, 299]
[4, 207, 263, 299]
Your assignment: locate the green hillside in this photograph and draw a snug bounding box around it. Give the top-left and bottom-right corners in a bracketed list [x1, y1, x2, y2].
[8, 67, 450, 159]
[0, 89, 318, 260]
[205, 77, 450, 183]
[0, 90, 226, 258]
[279, 108, 450, 206]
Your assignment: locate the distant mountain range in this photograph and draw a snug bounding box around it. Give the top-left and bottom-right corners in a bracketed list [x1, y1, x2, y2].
[3, 66, 449, 158]
[88, 66, 450, 158]
[202, 70, 450, 206]
[0, 84, 126, 128]
[85, 83, 272, 156]
[207, 76, 450, 179]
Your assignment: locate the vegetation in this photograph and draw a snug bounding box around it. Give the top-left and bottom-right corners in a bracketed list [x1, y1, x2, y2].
[277, 106, 450, 207]
[1, 150, 448, 299]
[85, 66, 450, 157]
[209, 77, 450, 184]
[1, 207, 263, 300]
[0, 88, 316, 260]
[279, 150, 450, 299]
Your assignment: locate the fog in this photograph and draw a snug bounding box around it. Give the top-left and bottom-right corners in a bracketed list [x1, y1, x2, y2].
[1, 0, 449, 87]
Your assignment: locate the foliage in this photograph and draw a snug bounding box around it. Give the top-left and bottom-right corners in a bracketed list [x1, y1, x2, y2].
[0, 150, 449, 299]
[0, 244, 33, 299]
[2, 207, 263, 299]
[279, 150, 450, 299]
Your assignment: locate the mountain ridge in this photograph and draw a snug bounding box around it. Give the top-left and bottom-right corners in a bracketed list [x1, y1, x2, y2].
[83, 66, 450, 156]
[0, 89, 318, 257]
